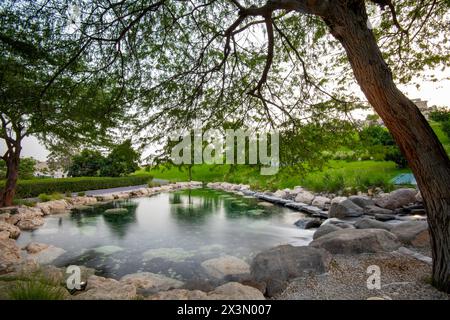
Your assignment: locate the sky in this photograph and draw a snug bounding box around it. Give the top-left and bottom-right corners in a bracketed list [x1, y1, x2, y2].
[1, 74, 449, 162]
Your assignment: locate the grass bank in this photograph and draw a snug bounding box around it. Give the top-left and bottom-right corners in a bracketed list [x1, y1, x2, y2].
[137, 160, 408, 193]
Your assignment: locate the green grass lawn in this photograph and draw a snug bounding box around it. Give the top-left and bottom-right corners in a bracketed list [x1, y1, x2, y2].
[139, 160, 408, 193]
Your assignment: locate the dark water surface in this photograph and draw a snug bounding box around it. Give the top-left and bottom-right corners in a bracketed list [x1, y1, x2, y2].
[17, 188, 313, 285]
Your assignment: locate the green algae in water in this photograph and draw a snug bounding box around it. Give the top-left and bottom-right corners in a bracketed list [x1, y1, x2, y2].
[79, 226, 97, 236]
[142, 247, 195, 262]
[247, 209, 266, 216]
[93, 245, 124, 255]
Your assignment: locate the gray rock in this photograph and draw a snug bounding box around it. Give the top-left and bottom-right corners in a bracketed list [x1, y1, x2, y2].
[313, 224, 341, 240]
[294, 191, 315, 205]
[250, 245, 331, 297]
[364, 205, 394, 216]
[391, 221, 429, 247]
[354, 218, 393, 231]
[310, 229, 401, 254]
[121, 272, 184, 294]
[311, 196, 331, 209]
[375, 188, 417, 210]
[201, 255, 250, 279]
[294, 218, 322, 229]
[348, 195, 375, 208]
[73, 275, 137, 300]
[328, 199, 364, 219]
[375, 214, 396, 221]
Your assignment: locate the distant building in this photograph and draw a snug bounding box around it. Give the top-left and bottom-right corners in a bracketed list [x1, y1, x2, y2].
[34, 161, 67, 178]
[412, 99, 432, 117]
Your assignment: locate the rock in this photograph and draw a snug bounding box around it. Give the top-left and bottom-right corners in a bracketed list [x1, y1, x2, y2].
[294, 191, 315, 205]
[207, 282, 265, 300]
[354, 218, 393, 231]
[147, 289, 207, 300]
[331, 196, 347, 204]
[257, 201, 274, 207]
[73, 275, 136, 300]
[0, 237, 21, 273]
[27, 245, 66, 264]
[328, 199, 364, 219]
[348, 195, 375, 208]
[0, 222, 20, 239]
[364, 205, 394, 216]
[250, 245, 331, 297]
[104, 208, 128, 215]
[24, 242, 50, 254]
[273, 190, 288, 199]
[68, 196, 97, 206]
[310, 228, 401, 254]
[36, 200, 69, 215]
[201, 255, 250, 279]
[0, 213, 10, 223]
[375, 214, 396, 221]
[415, 191, 423, 202]
[391, 221, 429, 247]
[313, 224, 341, 240]
[311, 196, 331, 209]
[294, 218, 322, 229]
[95, 194, 115, 202]
[0, 231, 10, 240]
[375, 188, 417, 210]
[16, 216, 45, 230]
[121, 272, 184, 294]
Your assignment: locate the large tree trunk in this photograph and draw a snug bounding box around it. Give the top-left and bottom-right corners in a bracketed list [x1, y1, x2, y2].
[0, 148, 20, 207]
[323, 2, 450, 292]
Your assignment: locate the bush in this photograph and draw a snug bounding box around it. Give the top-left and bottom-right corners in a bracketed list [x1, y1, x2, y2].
[77, 191, 86, 196]
[38, 192, 63, 202]
[385, 146, 408, 168]
[429, 108, 450, 122]
[441, 120, 450, 139]
[2, 175, 152, 199]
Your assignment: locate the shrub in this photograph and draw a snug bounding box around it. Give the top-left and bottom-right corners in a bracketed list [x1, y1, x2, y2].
[2, 175, 152, 199]
[7, 278, 66, 300]
[148, 181, 161, 188]
[38, 192, 63, 202]
[441, 120, 450, 139]
[385, 146, 408, 168]
[429, 108, 450, 122]
[77, 191, 86, 196]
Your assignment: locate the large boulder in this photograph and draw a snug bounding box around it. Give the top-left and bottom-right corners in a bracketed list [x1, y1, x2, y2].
[0, 236, 21, 273]
[294, 218, 322, 229]
[313, 224, 341, 240]
[328, 199, 364, 219]
[26, 245, 66, 264]
[250, 245, 331, 297]
[73, 275, 136, 300]
[201, 255, 250, 279]
[121, 272, 183, 294]
[390, 221, 429, 247]
[348, 195, 375, 208]
[147, 282, 265, 300]
[273, 190, 288, 199]
[294, 191, 315, 205]
[310, 228, 401, 254]
[207, 282, 265, 300]
[311, 196, 331, 209]
[363, 205, 394, 216]
[0, 221, 20, 239]
[36, 200, 69, 215]
[68, 196, 97, 206]
[24, 242, 49, 254]
[354, 218, 393, 231]
[375, 188, 417, 210]
[15, 207, 45, 230]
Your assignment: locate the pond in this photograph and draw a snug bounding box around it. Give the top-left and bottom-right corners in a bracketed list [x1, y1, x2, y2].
[17, 188, 314, 288]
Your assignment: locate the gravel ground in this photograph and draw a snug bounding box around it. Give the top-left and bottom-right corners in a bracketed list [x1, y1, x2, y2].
[276, 252, 449, 300]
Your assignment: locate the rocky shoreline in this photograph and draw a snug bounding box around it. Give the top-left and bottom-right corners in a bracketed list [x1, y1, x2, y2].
[0, 181, 447, 300]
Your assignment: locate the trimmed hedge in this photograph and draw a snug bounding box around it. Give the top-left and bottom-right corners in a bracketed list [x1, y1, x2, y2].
[0, 175, 152, 199]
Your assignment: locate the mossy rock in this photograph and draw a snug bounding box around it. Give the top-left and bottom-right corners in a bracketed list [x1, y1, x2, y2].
[104, 208, 128, 215]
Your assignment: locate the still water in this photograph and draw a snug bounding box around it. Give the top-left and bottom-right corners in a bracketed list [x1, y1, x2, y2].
[17, 188, 313, 286]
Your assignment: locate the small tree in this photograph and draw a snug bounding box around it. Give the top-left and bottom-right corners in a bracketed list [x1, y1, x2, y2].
[100, 140, 140, 177]
[67, 150, 105, 177]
